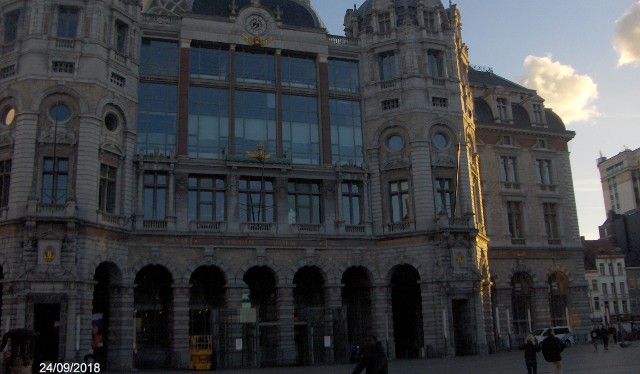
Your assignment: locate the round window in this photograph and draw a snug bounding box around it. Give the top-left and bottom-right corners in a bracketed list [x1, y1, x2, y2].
[49, 103, 71, 122]
[3, 107, 15, 126]
[387, 134, 404, 151]
[432, 132, 449, 149]
[104, 112, 119, 132]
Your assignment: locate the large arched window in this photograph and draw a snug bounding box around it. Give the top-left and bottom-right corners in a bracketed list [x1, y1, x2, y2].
[548, 272, 569, 326]
[511, 272, 534, 334]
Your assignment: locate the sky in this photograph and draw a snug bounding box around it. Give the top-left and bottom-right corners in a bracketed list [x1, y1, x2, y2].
[312, 0, 640, 240]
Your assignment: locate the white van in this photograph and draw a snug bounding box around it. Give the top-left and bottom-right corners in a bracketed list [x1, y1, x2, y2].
[532, 326, 575, 347]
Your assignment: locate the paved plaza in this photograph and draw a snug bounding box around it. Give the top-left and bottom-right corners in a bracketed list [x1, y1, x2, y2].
[111, 342, 640, 374]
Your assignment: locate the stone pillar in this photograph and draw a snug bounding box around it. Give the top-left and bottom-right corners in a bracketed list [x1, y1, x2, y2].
[109, 285, 135, 371]
[171, 286, 190, 368]
[276, 285, 295, 365]
[75, 283, 94, 363]
[324, 283, 343, 363]
[370, 284, 393, 358]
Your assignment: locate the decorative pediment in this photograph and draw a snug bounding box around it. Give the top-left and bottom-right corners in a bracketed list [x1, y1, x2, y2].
[143, 0, 192, 15]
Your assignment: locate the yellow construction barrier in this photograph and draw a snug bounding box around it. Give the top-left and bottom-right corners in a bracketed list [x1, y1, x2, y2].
[188, 335, 213, 370]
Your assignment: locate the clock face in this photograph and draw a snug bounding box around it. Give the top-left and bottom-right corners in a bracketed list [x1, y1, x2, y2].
[245, 14, 267, 35]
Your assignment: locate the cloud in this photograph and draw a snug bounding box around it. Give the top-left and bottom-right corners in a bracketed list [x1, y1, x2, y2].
[519, 55, 598, 124]
[613, 1, 640, 67]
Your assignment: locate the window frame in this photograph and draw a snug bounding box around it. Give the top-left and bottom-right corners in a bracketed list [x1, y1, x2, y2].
[287, 180, 322, 225]
[57, 6, 79, 39]
[98, 164, 117, 213]
[188, 175, 226, 223]
[0, 159, 10, 208]
[41, 157, 69, 205]
[238, 177, 275, 223]
[389, 179, 410, 223]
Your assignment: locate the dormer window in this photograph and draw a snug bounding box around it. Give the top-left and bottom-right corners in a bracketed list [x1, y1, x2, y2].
[501, 136, 512, 146]
[496, 98, 508, 121]
[378, 12, 392, 33]
[533, 103, 543, 124]
[424, 10, 437, 31]
[536, 139, 547, 149]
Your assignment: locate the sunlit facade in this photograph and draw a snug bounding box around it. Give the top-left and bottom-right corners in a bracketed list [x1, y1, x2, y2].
[0, 0, 588, 370]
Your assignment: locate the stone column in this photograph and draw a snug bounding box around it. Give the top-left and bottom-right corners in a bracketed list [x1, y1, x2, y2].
[324, 283, 343, 363]
[171, 286, 190, 368]
[109, 285, 136, 371]
[75, 283, 94, 362]
[276, 285, 296, 365]
[370, 284, 393, 358]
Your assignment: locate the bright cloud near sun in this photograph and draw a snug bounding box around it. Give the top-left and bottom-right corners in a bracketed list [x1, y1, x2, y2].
[613, 1, 640, 67]
[520, 55, 598, 124]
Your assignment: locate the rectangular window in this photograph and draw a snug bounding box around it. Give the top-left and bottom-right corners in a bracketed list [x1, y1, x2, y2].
[506, 201, 524, 242]
[52, 61, 75, 74]
[431, 97, 447, 108]
[379, 52, 396, 81]
[389, 180, 410, 223]
[543, 203, 559, 240]
[188, 176, 225, 222]
[599, 263, 605, 275]
[234, 91, 276, 156]
[143, 172, 167, 220]
[328, 59, 359, 93]
[41, 157, 69, 205]
[4, 10, 20, 43]
[427, 50, 443, 77]
[378, 12, 391, 33]
[611, 282, 617, 295]
[594, 297, 600, 311]
[110, 72, 126, 87]
[282, 95, 320, 165]
[330, 99, 363, 165]
[533, 104, 543, 124]
[0, 159, 10, 208]
[535, 159, 554, 190]
[499, 156, 518, 188]
[140, 38, 179, 77]
[435, 177, 454, 217]
[617, 263, 623, 275]
[288, 181, 322, 224]
[382, 98, 400, 110]
[98, 164, 117, 213]
[496, 98, 508, 121]
[602, 283, 608, 294]
[608, 263, 614, 276]
[281, 55, 316, 88]
[235, 50, 275, 84]
[190, 44, 229, 80]
[341, 182, 361, 225]
[620, 282, 626, 295]
[424, 10, 437, 31]
[57, 6, 78, 38]
[115, 20, 129, 54]
[622, 300, 628, 313]
[136, 83, 178, 155]
[591, 280, 598, 291]
[239, 177, 274, 223]
[188, 86, 229, 159]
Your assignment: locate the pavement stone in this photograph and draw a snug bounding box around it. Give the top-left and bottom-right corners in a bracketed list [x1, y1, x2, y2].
[109, 342, 640, 374]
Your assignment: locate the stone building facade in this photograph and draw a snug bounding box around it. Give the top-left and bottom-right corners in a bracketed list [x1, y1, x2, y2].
[0, 0, 588, 370]
[471, 69, 590, 347]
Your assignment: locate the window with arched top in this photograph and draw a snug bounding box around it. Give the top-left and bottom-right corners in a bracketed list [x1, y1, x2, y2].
[511, 272, 534, 334]
[548, 272, 569, 326]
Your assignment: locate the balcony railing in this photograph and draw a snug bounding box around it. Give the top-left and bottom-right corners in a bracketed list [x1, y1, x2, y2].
[291, 224, 322, 233]
[55, 38, 76, 49]
[511, 238, 526, 245]
[327, 35, 359, 47]
[242, 222, 273, 233]
[345, 225, 366, 234]
[143, 220, 167, 231]
[189, 221, 223, 232]
[385, 221, 414, 233]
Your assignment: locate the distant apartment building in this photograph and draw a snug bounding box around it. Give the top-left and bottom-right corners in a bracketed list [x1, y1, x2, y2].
[584, 239, 632, 325]
[597, 147, 640, 215]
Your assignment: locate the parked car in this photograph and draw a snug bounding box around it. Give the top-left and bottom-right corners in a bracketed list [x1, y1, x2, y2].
[532, 326, 575, 347]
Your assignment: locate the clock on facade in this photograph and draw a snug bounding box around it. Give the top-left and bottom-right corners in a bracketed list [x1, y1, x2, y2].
[245, 14, 267, 35]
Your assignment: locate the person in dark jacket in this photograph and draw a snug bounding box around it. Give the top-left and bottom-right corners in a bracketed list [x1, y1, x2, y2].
[523, 333, 540, 374]
[600, 325, 609, 351]
[351, 335, 388, 374]
[541, 329, 565, 374]
[590, 327, 600, 351]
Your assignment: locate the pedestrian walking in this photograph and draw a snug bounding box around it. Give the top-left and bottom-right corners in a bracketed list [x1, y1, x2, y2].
[590, 327, 600, 351]
[600, 325, 609, 351]
[523, 333, 539, 374]
[540, 329, 565, 374]
[351, 335, 388, 374]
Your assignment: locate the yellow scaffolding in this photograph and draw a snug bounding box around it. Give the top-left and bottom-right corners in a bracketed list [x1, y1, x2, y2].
[188, 335, 213, 370]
